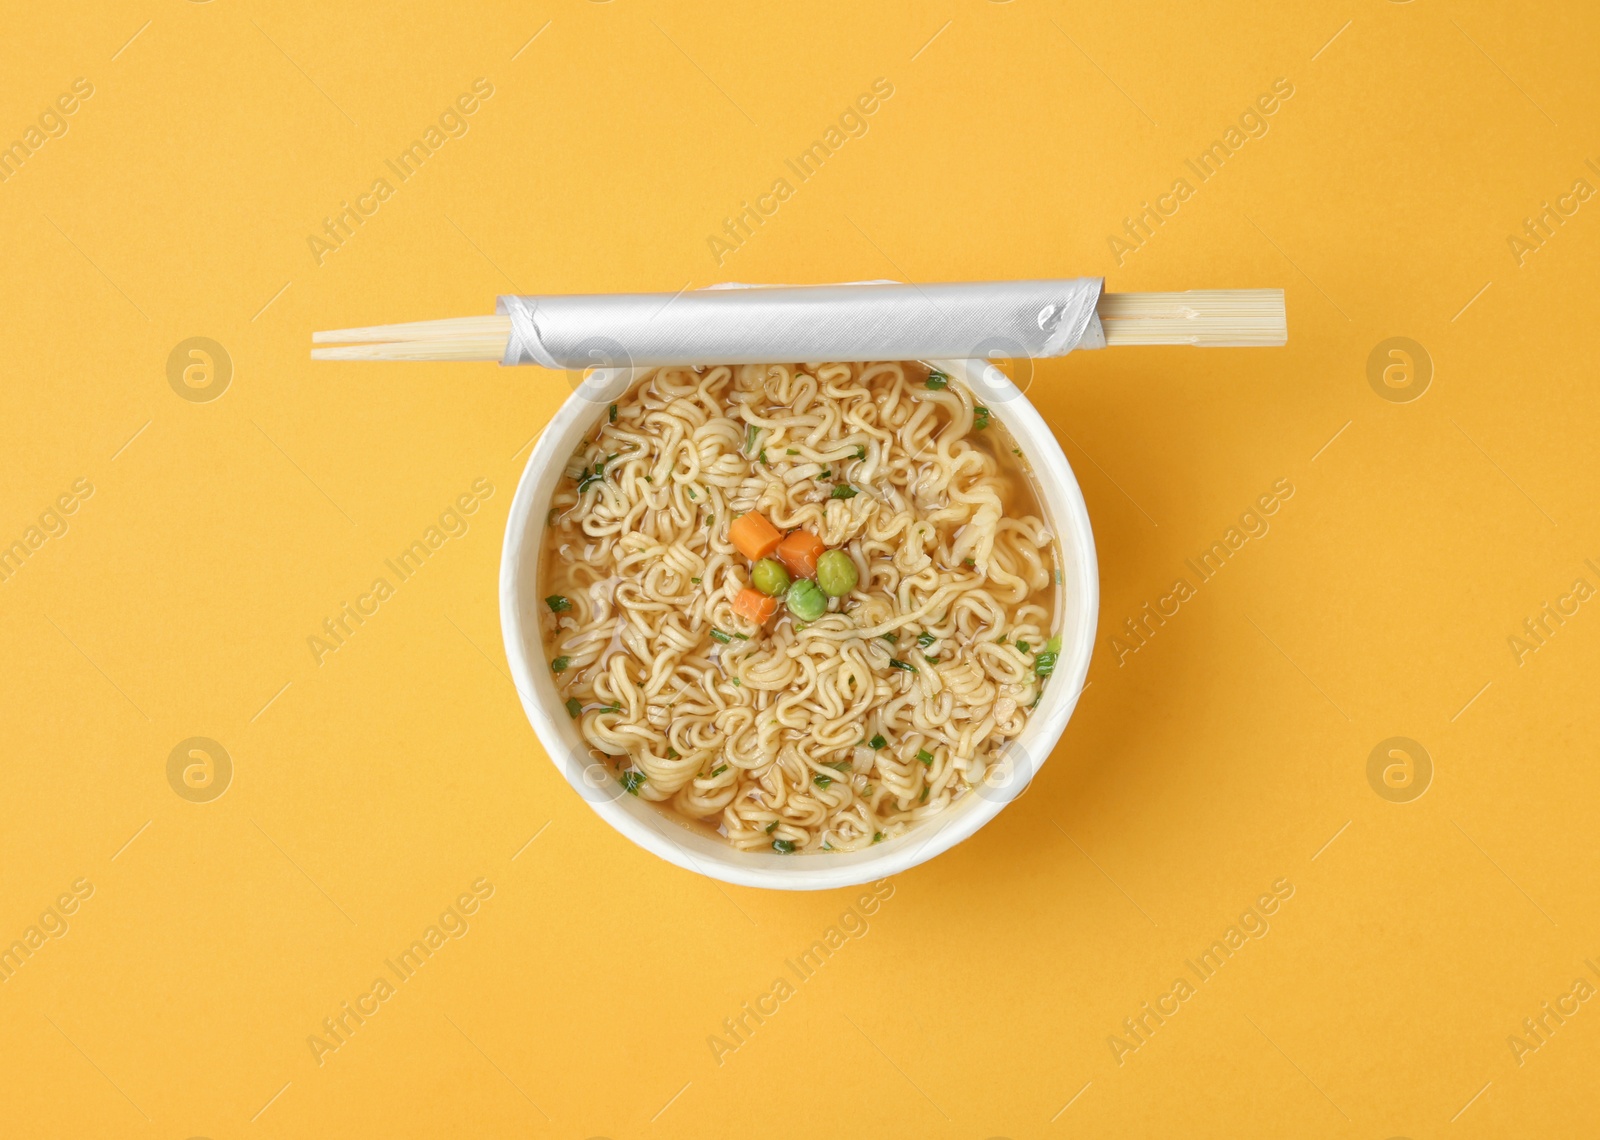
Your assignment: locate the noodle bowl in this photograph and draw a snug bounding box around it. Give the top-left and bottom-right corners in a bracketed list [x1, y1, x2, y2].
[502, 355, 1100, 890]
[537, 359, 1061, 853]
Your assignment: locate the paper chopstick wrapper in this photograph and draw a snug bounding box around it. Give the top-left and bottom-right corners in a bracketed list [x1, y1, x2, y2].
[496, 278, 1106, 369]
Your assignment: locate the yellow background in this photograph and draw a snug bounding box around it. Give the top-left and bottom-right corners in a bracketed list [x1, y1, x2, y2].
[3, 1, 1598, 1135]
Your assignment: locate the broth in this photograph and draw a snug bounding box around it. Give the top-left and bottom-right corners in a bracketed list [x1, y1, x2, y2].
[536, 361, 1061, 853]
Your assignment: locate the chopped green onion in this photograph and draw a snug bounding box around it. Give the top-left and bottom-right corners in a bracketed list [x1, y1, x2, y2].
[734, 632, 749, 640]
[619, 771, 645, 795]
[1046, 634, 1062, 653]
[889, 659, 917, 673]
[924, 655, 938, 664]
[917, 632, 935, 648]
[597, 705, 621, 713]
[608, 403, 618, 423]
[872, 832, 884, 843]
[825, 760, 852, 772]
[711, 765, 728, 777]
[731, 678, 741, 686]
[667, 747, 680, 759]
[973, 406, 991, 430]
[1016, 640, 1030, 654]
[830, 485, 858, 500]
[759, 449, 767, 464]
[551, 656, 570, 673]
[690, 577, 702, 584]
[818, 468, 832, 479]
[869, 734, 887, 750]
[854, 445, 867, 461]
[962, 558, 975, 568]
[920, 786, 930, 802]
[916, 749, 934, 765]
[565, 698, 582, 719]
[644, 475, 653, 483]
[710, 629, 732, 644]
[786, 448, 799, 455]
[545, 595, 571, 613]
[687, 488, 696, 499]
[765, 820, 779, 834]
[813, 774, 832, 788]
[1034, 653, 1058, 678]
[880, 632, 898, 644]
[745, 423, 760, 455]
[772, 839, 795, 853]
[926, 370, 949, 390]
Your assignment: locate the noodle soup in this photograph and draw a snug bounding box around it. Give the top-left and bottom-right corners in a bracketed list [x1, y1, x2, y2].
[537, 361, 1062, 853]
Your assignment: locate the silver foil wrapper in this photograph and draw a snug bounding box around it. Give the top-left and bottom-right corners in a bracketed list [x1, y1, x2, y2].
[496, 278, 1105, 368]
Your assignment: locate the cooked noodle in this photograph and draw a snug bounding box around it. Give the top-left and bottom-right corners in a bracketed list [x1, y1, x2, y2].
[538, 360, 1059, 853]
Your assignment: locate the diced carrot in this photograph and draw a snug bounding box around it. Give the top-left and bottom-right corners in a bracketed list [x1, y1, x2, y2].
[733, 587, 778, 624]
[775, 530, 826, 578]
[728, 511, 782, 560]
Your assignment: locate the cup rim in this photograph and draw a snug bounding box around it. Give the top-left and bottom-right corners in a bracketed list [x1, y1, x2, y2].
[500, 358, 1099, 890]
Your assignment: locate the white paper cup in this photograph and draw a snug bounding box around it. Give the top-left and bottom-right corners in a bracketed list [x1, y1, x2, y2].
[501, 358, 1098, 890]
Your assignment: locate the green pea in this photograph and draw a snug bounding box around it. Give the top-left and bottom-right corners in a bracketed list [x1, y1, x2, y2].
[815, 549, 858, 597]
[751, 557, 791, 597]
[785, 578, 828, 621]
